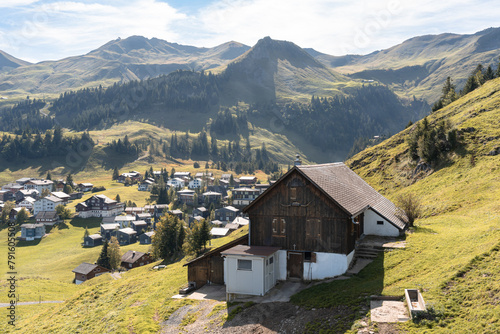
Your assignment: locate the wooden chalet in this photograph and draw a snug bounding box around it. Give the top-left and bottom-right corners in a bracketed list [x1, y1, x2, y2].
[221, 162, 406, 297]
[72, 262, 110, 284]
[184, 234, 248, 289]
[120, 250, 153, 269]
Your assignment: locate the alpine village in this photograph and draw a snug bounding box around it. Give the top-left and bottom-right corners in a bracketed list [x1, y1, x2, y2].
[1, 23, 500, 334]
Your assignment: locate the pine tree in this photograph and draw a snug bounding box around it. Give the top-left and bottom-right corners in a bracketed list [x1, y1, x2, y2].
[46, 171, 52, 180]
[177, 220, 186, 252]
[200, 219, 211, 250]
[115, 194, 121, 202]
[66, 173, 74, 188]
[83, 226, 90, 241]
[112, 167, 120, 180]
[96, 240, 111, 269]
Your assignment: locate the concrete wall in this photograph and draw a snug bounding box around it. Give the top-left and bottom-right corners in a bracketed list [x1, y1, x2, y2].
[364, 209, 400, 237]
[303, 251, 352, 280]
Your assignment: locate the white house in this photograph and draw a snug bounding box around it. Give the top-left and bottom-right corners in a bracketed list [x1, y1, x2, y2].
[24, 179, 54, 193]
[33, 195, 62, 215]
[18, 196, 36, 212]
[188, 178, 203, 189]
[221, 245, 280, 299]
[167, 178, 185, 188]
[51, 191, 71, 205]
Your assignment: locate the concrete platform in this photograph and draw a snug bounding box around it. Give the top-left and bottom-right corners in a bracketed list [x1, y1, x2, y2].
[370, 300, 410, 323]
[172, 284, 226, 301]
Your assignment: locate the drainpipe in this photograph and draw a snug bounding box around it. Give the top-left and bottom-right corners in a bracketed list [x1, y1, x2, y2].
[248, 219, 251, 246]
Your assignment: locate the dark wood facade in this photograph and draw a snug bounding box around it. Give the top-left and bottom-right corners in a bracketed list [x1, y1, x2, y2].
[246, 169, 358, 255]
[184, 234, 248, 288]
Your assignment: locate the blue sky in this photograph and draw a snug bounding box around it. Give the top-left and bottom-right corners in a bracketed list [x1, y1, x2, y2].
[1, 0, 499, 63]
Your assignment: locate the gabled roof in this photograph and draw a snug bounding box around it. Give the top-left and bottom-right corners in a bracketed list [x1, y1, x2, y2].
[72, 262, 109, 275]
[211, 227, 230, 236]
[119, 227, 137, 235]
[121, 250, 148, 264]
[244, 163, 406, 230]
[35, 211, 59, 219]
[217, 206, 239, 213]
[94, 194, 117, 204]
[87, 234, 102, 240]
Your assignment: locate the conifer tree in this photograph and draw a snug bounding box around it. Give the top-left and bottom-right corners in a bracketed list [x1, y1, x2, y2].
[112, 167, 119, 180]
[108, 236, 121, 270]
[96, 240, 111, 269]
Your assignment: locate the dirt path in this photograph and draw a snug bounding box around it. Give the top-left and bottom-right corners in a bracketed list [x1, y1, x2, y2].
[158, 300, 403, 334]
[0, 300, 64, 307]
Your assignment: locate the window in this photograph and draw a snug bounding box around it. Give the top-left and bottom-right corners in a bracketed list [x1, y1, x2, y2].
[290, 187, 297, 200]
[377, 221, 384, 225]
[269, 256, 274, 264]
[306, 219, 321, 239]
[272, 218, 286, 236]
[237, 259, 252, 271]
[304, 252, 317, 263]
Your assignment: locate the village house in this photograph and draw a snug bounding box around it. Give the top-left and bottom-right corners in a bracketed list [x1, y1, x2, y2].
[206, 185, 228, 198]
[0, 190, 14, 202]
[15, 177, 33, 185]
[75, 195, 124, 218]
[193, 207, 209, 219]
[221, 162, 407, 298]
[232, 187, 260, 206]
[35, 211, 60, 225]
[15, 189, 39, 202]
[18, 197, 36, 212]
[117, 227, 137, 245]
[50, 191, 71, 205]
[83, 234, 103, 247]
[215, 206, 240, 222]
[138, 178, 155, 191]
[178, 189, 196, 206]
[100, 223, 119, 240]
[33, 195, 62, 215]
[202, 191, 222, 205]
[167, 177, 185, 188]
[120, 250, 153, 269]
[72, 263, 110, 284]
[24, 179, 54, 193]
[77, 183, 94, 192]
[219, 179, 230, 187]
[189, 215, 204, 226]
[135, 212, 152, 223]
[139, 231, 154, 244]
[3, 183, 24, 194]
[173, 171, 191, 179]
[117, 171, 142, 184]
[114, 215, 136, 228]
[232, 217, 250, 227]
[168, 209, 184, 220]
[255, 183, 271, 194]
[188, 178, 203, 189]
[221, 173, 232, 182]
[238, 176, 258, 186]
[131, 220, 148, 234]
[10, 207, 25, 221]
[20, 223, 45, 240]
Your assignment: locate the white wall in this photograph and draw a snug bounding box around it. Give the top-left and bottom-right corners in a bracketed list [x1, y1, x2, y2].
[225, 256, 265, 296]
[277, 250, 287, 280]
[303, 252, 350, 280]
[364, 209, 400, 237]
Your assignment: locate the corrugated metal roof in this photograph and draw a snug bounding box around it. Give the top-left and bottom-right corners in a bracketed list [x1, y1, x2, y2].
[221, 245, 281, 257]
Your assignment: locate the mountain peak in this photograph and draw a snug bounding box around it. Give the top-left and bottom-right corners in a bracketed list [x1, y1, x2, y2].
[0, 50, 31, 72]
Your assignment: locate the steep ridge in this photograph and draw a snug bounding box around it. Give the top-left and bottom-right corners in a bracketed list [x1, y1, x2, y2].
[218, 37, 350, 103]
[0, 50, 31, 73]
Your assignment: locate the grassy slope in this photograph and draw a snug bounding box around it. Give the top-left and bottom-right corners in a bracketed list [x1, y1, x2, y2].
[0, 222, 247, 333]
[292, 78, 500, 332]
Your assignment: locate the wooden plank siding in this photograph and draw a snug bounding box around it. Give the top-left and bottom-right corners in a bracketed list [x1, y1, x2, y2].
[185, 234, 248, 288]
[248, 170, 356, 255]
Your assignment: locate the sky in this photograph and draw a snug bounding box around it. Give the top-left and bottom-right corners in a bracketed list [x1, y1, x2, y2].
[0, 0, 499, 63]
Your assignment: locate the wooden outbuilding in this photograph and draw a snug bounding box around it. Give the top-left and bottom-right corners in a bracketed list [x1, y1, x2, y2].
[183, 234, 248, 289]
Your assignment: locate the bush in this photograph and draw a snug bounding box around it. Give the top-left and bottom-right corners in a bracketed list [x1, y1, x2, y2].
[91, 186, 106, 193]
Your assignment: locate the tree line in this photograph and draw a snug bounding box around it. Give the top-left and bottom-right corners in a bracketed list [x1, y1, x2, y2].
[0, 98, 54, 133]
[0, 127, 94, 161]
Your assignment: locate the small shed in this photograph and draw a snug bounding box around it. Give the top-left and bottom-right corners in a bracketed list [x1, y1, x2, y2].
[83, 234, 103, 247]
[139, 231, 155, 244]
[184, 234, 248, 289]
[221, 245, 281, 298]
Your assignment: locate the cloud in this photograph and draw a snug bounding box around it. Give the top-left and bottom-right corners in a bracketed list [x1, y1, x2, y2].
[0, 0, 38, 8]
[1, 0, 186, 62]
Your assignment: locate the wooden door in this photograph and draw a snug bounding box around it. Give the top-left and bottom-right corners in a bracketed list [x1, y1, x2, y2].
[287, 252, 303, 279]
[210, 255, 225, 284]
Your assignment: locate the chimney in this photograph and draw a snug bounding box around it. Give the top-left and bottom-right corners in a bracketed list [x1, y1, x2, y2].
[132, 251, 135, 258]
[294, 154, 302, 166]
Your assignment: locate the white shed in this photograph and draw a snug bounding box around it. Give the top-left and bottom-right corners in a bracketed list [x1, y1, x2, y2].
[221, 245, 280, 299]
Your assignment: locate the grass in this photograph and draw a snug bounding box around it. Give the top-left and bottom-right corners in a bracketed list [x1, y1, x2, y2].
[291, 78, 500, 333]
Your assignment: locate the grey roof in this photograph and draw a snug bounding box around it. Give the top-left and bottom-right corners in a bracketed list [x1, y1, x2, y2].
[195, 207, 207, 212]
[232, 217, 249, 226]
[225, 223, 239, 230]
[132, 220, 148, 226]
[218, 206, 239, 213]
[101, 223, 120, 230]
[87, 234, 102, 240]
[297, 163, 406, 230]
[121, 250, 147, 264]
[21, 223, 44, 229]
[211, 227, 230, 236]
[221, 245, 280, 257]
[143, 231, 155, 237]
[119, 227, 137, 235]
[94, 194, 117, 204]
[35, 211, 59, 219]
[72, 262, 108, 275]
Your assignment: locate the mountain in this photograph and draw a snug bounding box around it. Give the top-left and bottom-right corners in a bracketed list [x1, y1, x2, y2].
[313, 27, 500, 103]
[219, 37, 350, 103]
[0, 36, 250, 96]
[0, 50, 31, 73]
